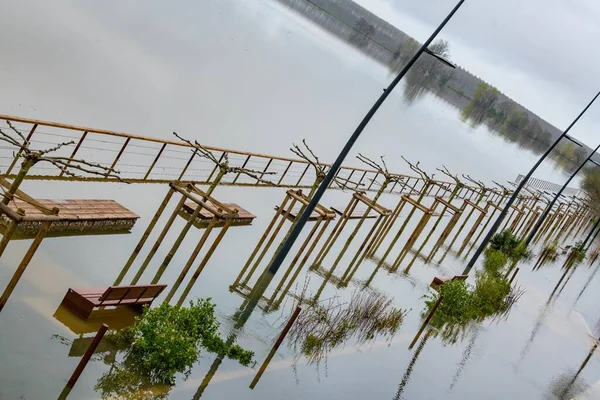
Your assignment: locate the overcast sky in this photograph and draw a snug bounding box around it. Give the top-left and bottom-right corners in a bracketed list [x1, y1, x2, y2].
[1, 0, 599, 150]
[354, 0, 600, 147]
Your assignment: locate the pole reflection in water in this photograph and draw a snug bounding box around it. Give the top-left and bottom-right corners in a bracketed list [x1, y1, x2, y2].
[393, 330, 433, 400]
[447, 327, 482, 393]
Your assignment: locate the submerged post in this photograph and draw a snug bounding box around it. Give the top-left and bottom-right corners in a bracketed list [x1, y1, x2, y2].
[0, 219, 53, 311]
[409, 295, 443, 349]
[250, 306, 302, 389]
[67, 324, 108, 389]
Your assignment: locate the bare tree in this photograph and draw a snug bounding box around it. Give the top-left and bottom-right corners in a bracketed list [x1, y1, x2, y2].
[357, 153, 405, 201]
[290, 139, 361, 195]
[0, 121, 123, 207]
[174, 132, 277, 195]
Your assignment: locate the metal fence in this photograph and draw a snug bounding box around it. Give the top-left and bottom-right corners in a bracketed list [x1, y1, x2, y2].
[0, 114, 499, 200]
[514, 174, 585, 198]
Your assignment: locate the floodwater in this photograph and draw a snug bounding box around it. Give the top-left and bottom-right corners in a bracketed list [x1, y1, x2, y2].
[1, 0, 599, 399]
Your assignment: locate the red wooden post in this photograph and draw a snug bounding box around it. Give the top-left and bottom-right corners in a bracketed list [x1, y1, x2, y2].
[409, 295, 443, 349]
[250, 306, 302, 389]
[66, 324, 108, 389]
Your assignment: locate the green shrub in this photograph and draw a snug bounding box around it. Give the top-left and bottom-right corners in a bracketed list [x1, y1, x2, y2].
[108, 299, 254, 385]
[489, 230, 529, 261]
[425, 280, 474, 324]
[570, 241, 587, 263]
[483, 249, 508, 277]
[424, 271, 518, 328]
[471, 272, 511, 316]
[542, 240, 560, 262]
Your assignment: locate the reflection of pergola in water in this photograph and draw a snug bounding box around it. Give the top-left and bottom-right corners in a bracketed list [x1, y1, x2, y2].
[231, 189, 335, 311]
[116, 182, 256, 307]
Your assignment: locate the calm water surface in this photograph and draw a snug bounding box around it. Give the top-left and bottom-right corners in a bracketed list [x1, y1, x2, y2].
[0, 0, 598, 399]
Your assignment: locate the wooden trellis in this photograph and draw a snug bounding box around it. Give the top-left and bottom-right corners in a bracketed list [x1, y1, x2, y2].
[232, 189, 335, 311]
[312, 191, 391, 284]
[116, 182, 252, 306]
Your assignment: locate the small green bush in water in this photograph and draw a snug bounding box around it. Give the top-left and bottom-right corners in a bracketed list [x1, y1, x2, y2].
[489, 230, 529, 261]
[108, 299, 254, 385]
[426, 280, 474, 324]
[542, 240, 560, 262]
[471, 272, 511, 316]
[425, 273, 518, 326]
[483, 249, 508, 277]
[570, 241, 587, 263]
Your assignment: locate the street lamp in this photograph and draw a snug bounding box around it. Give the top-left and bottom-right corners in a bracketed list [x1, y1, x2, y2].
[523, 143, 600, 247]
[462, 90, 600, 275]
[581, 159, 600, 249]
[259, 0, 467, 278]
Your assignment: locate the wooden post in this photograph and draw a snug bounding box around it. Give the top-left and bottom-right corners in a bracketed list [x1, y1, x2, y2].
[313, 196, 358, 266]
[342, 213, 385, 282]
[234, 194, 291, 287]
[66, 324, 109, 389]
[163, 216, 218, 303]
[329, 198, 375, 271]
[268, 218, 323, 305]
[509, 267, 520, 284]
[409, 295, 443, 349]
[249, 306, 302, 389]
[176, 219, 233, 307]
[131, 194, 187, 284]
[151, 201, 206, 284]
[457, 210, 486, 256]
[394, 211, 432, 271]
[0, 220, 52, 311]
[116, 187, 175, 285]
[367, 196, 407, 256]
[242, 197, 298, 285]
[427, 210, 462, 261]
[465, 197, 504, 256]
[0, 218, 19, 259]
[274, 218, 333, 308]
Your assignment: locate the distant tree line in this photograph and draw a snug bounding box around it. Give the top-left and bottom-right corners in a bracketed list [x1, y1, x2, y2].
[276, 0, 600, 203]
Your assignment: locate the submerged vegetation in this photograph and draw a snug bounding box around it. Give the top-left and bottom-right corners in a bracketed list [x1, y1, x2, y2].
[96, 299, 254, 399]
[287, 290, 407, 365]
[542, 241, 560, 262]
[569, 241, 587, 264]
[488, 230, 530, 262]
[424, 233, 526, 328]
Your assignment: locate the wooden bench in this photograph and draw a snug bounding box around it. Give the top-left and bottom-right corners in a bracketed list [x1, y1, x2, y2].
[61, 284, 167, 320]
[430, 275, 468, 291]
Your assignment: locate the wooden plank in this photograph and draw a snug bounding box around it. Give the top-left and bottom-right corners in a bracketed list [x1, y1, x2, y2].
[402, 195, 434, 214]
[182, 202, 256, 221]
[435, 196, 462, 213]
[274, 206, 321, 221]
[464, 199, 487, 214]
[330, 207, 379, 220]
[1, 198, 139, 236]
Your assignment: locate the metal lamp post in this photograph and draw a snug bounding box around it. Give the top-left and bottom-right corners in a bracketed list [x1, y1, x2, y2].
[462, 90, 600, 275]
[258, 0, 467, 278]
[524, 146, 600, 246]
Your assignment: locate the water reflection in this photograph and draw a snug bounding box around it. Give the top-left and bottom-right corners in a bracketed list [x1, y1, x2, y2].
[546, 339, 598, 399]
[286, 289, 406, 366]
